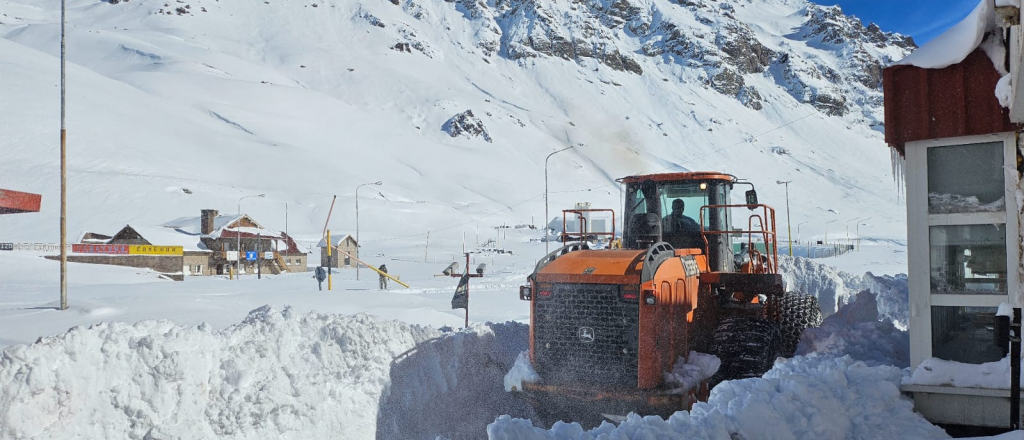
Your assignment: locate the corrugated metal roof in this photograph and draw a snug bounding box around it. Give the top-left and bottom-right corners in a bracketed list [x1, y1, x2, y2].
[883, 49, 1019, 155]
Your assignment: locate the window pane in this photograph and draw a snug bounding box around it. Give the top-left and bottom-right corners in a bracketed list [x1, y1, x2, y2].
[931, 306, 1004, 364]
[927, 142, 1005, 214]
[929, 224, 1007, 295]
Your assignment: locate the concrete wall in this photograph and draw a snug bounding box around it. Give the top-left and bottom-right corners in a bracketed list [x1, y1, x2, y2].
[46, 254, 185, 281]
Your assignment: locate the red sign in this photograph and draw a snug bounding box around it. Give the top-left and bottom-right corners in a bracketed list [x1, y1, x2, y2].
[72, 244, 129, 254]
[0, 189, 42, 215]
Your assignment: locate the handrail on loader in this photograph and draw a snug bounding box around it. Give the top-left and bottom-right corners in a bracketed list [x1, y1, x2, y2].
[698, 204, 779, 274]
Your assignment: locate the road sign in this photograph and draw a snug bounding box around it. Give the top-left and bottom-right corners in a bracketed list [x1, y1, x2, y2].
[246, 251, 257, 261]
[0, 243, 14, 251]
[226, 251, 238, 262]
[129, 245, 183, 256]
[264, 252, 273, 260]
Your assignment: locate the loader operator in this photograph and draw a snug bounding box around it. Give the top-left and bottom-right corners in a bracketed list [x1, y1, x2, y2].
[662, 198, 703, 250]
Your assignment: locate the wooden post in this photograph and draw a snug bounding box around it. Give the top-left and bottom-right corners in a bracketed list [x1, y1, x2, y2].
[59, 0, 68, 311]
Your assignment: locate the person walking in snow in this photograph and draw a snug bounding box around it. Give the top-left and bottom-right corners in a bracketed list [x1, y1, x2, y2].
[378, 264, 388, 290]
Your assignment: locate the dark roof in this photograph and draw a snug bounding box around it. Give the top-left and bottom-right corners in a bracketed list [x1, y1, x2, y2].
[883, 49, 1020, 155]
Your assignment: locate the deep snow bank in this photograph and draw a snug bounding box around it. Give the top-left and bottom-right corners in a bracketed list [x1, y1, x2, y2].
[4, 304, 536, 440]
[0, 306, 530, 440]
[778, 256, 909, 329]
[778, 255, 864, 317]
[0, 306, 435, 439]
[377, 322, 535, 440]
[796, 291, 910, 368]
[487, 355, 946, 440]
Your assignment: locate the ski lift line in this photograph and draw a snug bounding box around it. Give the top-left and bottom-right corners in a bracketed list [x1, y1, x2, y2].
[372, 113, 817, 244]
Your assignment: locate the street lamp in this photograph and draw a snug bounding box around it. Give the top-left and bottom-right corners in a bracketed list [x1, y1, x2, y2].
[856, 217, 872, 251]
[545, 146, 574, 253]
[824, 219, 837, 244]
[236, 193, 265, 279]
[356, 181, 382, 280]
[776, 180, 792, 256]
[845, 217, 861, 247]
[797, 221, 809, 239]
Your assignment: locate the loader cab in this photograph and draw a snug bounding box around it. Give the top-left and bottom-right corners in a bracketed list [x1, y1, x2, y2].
[620, 172, 736, 272]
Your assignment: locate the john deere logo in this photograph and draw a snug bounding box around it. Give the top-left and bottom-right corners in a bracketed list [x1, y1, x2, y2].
[578, 327, 595, 343]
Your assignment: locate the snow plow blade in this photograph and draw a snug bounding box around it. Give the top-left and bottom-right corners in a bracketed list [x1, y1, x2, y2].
[518, 382, 709, 428]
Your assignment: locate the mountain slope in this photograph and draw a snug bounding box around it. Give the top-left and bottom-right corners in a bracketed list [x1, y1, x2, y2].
[0, 0, 912, 254]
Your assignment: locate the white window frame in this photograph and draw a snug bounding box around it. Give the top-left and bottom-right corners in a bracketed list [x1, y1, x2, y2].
[906, 132, 1021, 369]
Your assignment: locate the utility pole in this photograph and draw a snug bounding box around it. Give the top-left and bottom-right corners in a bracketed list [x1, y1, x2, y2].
[545, 146, 574, 253]
[355, 181, 382, 281]
[257, 232, 262, 280]
[59, 0, 68, 311]
[776, 180, 792, 257]
[237, 194, 264, 279]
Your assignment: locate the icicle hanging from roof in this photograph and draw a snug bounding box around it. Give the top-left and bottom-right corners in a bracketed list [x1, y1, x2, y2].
[890, 147, 906, 199]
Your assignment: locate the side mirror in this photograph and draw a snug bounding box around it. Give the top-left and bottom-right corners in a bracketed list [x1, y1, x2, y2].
[745, 189, 758, 209]
[519, 285, 532, 301]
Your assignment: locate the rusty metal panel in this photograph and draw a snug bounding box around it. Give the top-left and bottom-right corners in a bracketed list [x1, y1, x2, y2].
[883, 50, 1020, 155]
[0, 189, 41, 214]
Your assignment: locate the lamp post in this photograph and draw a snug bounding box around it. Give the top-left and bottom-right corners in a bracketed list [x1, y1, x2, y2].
[797, 221, 809, 239]
[845, 217, 861, 247]
[356, 181, 382, 280]
[856, 217, 872, 251]
[824, 219, 837, 245]
[776, 180, 792, 256]
[545, 146, 574, 254]
[236, 193, 265, 279]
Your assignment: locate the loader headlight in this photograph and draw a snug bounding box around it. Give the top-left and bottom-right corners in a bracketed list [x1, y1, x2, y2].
[643, 290, 657, 306]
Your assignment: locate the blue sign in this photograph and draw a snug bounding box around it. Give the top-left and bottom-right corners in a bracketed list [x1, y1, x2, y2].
[246, 251, 257, 261]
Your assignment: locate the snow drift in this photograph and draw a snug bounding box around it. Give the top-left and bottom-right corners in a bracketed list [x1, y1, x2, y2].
[778, 256, 909, 329]
[797, 291, 909, 368]
[0, 306, 530, 440]
[486, 355, 945, 439]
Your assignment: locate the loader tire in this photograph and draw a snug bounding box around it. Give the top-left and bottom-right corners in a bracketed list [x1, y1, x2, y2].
[711, 317, 782, 381]
[778, 292, 823, 357]
[689, 305, 716, 354]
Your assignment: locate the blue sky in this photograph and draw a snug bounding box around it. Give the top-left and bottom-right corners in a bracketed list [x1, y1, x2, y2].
[810, 0, 979, 45]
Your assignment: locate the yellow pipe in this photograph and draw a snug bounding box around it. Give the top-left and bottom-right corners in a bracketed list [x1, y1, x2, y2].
[327, 229, 332, 291]
[333, 247, 410, 288]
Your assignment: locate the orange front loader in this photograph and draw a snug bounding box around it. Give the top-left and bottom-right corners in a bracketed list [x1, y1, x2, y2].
[514, 172, 822, 427]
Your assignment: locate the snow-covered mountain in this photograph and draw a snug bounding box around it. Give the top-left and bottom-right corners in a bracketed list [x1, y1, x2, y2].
[0, 0, 913, 253]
